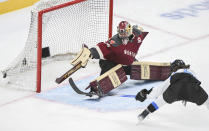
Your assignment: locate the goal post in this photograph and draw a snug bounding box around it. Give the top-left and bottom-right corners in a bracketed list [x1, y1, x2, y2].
[1, 0, 113, 93]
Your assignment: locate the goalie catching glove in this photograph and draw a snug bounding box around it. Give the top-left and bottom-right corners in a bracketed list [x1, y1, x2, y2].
[70, 44, 92, 67]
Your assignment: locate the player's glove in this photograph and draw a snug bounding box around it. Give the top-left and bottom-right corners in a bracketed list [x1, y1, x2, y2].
[135, 88, 153, 102]
[132, 25, 143, 36]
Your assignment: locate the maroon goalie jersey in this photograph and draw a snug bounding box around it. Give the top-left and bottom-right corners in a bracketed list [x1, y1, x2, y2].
[96, 32, 148, 65]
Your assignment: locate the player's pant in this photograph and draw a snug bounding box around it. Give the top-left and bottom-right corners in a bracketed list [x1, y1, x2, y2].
[163, 73, 208, 105]
[145, 73, 209, 113]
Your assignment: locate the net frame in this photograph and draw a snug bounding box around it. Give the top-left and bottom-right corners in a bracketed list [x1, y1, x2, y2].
[36, 0, 113, 92]
[1, 0, 113, 92]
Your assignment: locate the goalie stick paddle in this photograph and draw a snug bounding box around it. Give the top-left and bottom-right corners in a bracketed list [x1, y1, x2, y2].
[55, 62, 82, 84]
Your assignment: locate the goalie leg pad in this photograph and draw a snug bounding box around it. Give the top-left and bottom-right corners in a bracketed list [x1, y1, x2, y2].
[130, 61, 171, 81]
[87, 64, 127, 96]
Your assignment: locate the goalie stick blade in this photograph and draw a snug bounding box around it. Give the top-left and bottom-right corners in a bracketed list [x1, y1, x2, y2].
[68, 78, 93, 97]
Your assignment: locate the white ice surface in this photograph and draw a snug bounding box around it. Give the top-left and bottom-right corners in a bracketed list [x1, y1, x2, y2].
[0, 0, 209, 131]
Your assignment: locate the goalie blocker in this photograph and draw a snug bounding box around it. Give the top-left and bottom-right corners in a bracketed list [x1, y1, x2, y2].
[55, 45, 92, 84]
[86, 64, 127, 96]
[130, 61, 171, 81]
[71, 44, 92, 67]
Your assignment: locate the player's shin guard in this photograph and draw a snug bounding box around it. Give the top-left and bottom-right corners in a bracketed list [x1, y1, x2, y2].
[138, 102, 159, 121]
[86, 64, 127, 96]
[138, 96, 166, 121]
[147, 102, 159, 113]
[130, 61, 171, 80]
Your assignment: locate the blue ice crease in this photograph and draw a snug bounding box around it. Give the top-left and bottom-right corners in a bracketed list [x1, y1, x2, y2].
[37, 75, 162, 111]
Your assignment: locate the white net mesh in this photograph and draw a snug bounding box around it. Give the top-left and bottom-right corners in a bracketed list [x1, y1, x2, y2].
[1, 0, 112, 91]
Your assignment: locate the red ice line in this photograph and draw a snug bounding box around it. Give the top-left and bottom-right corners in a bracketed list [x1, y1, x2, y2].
[0, 93, 35, 107]
[1, 15, 209, 108]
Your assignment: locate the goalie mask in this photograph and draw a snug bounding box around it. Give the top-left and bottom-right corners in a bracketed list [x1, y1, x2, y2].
[117, 21, 132, 39]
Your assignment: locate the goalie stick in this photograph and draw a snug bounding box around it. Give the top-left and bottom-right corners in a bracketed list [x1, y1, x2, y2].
[55, 62, 82, 84]
[69, 77, 140, 99]
[69, 77, 95, 97]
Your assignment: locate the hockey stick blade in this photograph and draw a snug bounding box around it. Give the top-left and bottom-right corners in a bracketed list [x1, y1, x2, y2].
[69, 77, 93, 96]
[55, 62, 82, 84]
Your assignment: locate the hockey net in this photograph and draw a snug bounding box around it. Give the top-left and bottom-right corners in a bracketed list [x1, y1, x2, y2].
[1, 0, 113, 92]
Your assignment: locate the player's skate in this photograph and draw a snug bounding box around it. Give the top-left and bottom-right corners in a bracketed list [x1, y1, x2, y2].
[137, 109, 150, 122]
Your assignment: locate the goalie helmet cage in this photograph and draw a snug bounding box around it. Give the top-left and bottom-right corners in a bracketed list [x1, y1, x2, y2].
[2, 0, 113, 93]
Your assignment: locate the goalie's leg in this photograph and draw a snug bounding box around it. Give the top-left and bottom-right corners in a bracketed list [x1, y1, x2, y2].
[86, 64, 127, 97]
[99, 59, 131, 75]
[130, 61, 171, 81]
